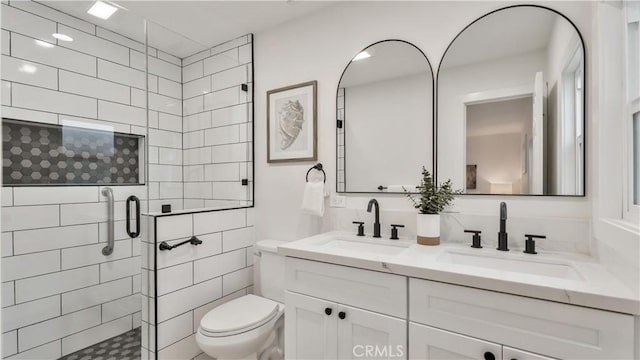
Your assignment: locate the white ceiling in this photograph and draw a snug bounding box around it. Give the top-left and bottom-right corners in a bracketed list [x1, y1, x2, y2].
[441, 7, 557, 69]
[339, 41, 432, 88]
[44, 0, 333, 58]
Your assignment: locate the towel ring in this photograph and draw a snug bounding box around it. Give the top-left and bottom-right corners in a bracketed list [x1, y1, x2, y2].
[306, 163, 326, 183]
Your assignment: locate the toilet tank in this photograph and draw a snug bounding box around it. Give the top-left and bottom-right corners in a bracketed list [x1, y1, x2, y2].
[253, 240, 287, 303]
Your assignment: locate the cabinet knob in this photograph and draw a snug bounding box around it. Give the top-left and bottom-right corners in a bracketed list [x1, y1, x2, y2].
[324, 307, 332, 316]
[338, 311, 346, 320]
[483, 352, 495, 360]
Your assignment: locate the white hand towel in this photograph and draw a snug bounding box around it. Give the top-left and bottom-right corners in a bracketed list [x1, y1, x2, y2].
[301, 181, 325, 217]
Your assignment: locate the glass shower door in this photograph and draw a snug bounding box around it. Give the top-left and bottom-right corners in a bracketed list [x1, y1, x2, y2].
[145, 19, 255, 360]
[1, 2, 148, 359]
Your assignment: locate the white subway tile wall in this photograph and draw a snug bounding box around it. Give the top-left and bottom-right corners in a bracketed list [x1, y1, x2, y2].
[181, 35, 253, 210]
[151, 207, 255, 359]
[2, 3, 255, 359]
[0, 1, 178, 358]
[2, 0, 184, 213]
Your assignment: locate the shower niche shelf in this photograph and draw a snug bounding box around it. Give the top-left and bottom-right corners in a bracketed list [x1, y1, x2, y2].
[2, 118, 145, 186]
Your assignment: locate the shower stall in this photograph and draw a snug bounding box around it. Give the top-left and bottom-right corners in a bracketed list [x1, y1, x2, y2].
[1, 1, 254, 359]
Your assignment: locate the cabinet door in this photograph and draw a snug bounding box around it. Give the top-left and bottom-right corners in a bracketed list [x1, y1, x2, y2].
[410, 278, 634, 359]
[285, 291, 337, 360]
[409, 322, 502, 360]
[337, 304, 407, 359]
[503, 346, 557, 360]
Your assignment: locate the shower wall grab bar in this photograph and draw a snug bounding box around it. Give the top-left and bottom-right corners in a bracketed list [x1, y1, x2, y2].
[101, 187, 115, 256]
[159, 236, 203, 251]
[126, 195, 141, 238]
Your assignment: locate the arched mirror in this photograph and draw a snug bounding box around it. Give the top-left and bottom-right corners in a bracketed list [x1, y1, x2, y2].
[336, 40, 434, 193]
[437, 6, 586, 196]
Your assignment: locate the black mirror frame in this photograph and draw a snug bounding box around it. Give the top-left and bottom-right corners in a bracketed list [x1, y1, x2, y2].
[335, 39, 436, 194]
[435, 4, 587, 197]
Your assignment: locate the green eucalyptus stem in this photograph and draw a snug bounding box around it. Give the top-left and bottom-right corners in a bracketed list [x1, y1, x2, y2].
[403, 167, 461, 214]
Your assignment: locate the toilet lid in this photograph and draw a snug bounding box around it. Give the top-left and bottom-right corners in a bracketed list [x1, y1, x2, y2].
[200, 295, 279, 334]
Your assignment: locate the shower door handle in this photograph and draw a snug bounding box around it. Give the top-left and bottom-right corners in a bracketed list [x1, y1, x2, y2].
[101, 187, 115, 256]
[126, 195, 141, 238]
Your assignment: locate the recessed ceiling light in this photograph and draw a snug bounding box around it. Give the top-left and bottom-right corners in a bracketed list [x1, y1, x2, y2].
[52, 33, 73, 42]
[34, 40, 54, 48]
[352, 51, 372, 62]
[87, 1, 118, 20]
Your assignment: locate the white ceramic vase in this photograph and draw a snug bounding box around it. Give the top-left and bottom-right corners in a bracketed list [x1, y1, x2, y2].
[416, 213, 440, 245]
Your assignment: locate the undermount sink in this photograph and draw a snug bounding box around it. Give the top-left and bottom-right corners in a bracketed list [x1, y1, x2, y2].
[320, 238, 410, 256]
[437, 250, 584, 281]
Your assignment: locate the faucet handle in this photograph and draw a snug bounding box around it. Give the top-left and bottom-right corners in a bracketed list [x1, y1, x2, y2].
[525, 234, 546, 239]
[352, 221, 365, 236]
[523, 234, 545, 254]
[390, 224, 404, 240]
[464, 230, 482, 248]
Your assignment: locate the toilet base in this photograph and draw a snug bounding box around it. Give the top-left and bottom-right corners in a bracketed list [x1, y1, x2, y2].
[197, 312, 284, 360]
[201, 331, 281, 360]
[217, 353, 257, 360]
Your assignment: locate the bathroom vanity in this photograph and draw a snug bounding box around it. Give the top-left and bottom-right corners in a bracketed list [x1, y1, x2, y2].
[279, 232, 639, 360]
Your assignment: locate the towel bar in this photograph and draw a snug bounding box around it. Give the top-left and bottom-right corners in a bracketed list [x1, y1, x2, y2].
[159, 236, 203, 251]
[306, 163, 326, 183]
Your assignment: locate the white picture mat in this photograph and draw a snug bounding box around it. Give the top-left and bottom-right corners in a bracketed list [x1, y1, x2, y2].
[269, 84, 315, 161]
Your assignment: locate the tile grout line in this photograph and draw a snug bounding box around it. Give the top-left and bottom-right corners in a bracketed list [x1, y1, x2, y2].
[5, 17, 254, 357]
[3, 16, 182, 358]
[10, 262, 137, 305]
[5, 50, 180, 97]
[8, 29, 182, 84]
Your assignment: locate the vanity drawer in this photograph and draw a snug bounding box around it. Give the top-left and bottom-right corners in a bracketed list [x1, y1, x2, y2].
[285, 257, 406, 318]
[409, 278, 634, 360]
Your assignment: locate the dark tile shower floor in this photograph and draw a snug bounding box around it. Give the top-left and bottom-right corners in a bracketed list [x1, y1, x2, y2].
[59, 327, 141, 360]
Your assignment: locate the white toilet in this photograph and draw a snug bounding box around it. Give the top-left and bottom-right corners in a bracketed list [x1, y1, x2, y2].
[196, 240, 286, 360]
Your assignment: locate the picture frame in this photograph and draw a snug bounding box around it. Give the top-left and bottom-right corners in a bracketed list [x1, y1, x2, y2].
[466, 164, 477, 190]
[267, 80, 317, 163]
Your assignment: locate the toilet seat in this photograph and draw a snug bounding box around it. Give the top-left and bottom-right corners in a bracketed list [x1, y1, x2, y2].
[199, 295, 281, 337]
[196, 295, 285, 359]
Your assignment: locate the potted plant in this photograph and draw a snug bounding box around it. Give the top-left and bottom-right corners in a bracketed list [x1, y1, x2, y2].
[404, 167, 461, 245]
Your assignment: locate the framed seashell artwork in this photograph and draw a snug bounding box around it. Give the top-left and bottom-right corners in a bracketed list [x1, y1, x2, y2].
[267, 80, 317, 163]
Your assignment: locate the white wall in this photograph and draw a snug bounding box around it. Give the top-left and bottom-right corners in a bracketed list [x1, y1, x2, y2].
[546, 16, 582, 196]
[254, 1, 593, 251]
[345, 74, 431, 192]
[466, 133, 522, 194]
[438, 50, 546, 189]
[590, 1, 639, 294]
[465, 97, 532, 194]
[546, 16, 581, 91]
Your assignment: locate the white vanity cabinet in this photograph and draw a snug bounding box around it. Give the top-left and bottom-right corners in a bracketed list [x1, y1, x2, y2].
[409, 323, 555, 360]
[409, 322, 502, 359]
[503, 346, 557, 360]
[409, 278, 635, 360]
[284, 258, 407, 359]
[281, 255, 636, 360]
[284, 291, 337, 359]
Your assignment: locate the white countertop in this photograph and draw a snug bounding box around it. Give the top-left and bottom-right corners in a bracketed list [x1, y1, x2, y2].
[278, 231, 640, 315]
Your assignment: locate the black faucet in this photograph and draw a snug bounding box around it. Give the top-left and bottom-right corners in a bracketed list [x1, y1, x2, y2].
[367, 199, 381, 238]
[497, 202, 509, 251]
